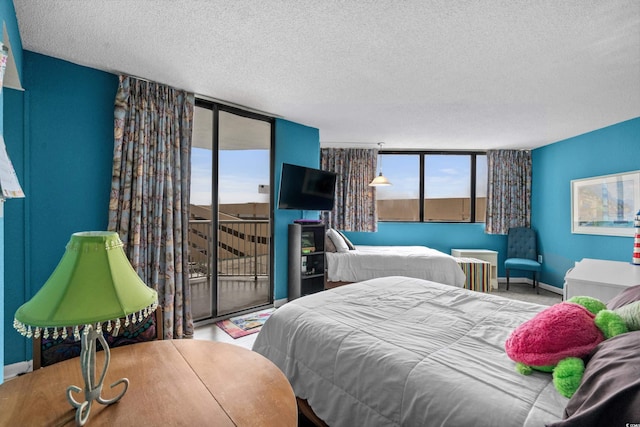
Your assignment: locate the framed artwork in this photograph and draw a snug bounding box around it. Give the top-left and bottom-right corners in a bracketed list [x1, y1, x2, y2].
[571, 170, 640, 237]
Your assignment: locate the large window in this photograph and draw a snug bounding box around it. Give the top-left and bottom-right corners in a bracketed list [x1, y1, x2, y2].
[189, 102, 274, 321]
[376, 152, 486, 222]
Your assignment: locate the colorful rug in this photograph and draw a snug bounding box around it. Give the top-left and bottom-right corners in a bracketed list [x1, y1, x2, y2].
[216, 308, 275, 339]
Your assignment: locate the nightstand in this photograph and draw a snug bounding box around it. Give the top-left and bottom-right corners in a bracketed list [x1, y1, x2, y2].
[564, 258, 640, 302]
[451, 249, 499, 290]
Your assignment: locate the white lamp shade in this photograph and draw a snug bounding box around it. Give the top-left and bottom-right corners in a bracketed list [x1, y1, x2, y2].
[369, 173, 392, 186]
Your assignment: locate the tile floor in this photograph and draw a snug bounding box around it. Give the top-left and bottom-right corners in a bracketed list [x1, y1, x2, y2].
[193, 321, 258, 350]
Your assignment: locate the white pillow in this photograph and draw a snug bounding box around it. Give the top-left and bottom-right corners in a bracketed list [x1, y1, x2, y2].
[325, 234, 337, 253]
[327, 228, 349, 252]
[336, 229, 356, 250]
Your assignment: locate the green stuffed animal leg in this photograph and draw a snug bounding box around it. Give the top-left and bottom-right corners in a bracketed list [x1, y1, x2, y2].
[516, 362, 533, 375]
[553, 357, 585, 398]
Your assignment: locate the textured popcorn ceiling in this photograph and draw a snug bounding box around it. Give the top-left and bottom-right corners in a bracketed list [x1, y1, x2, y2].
[13, 0, 640, 150]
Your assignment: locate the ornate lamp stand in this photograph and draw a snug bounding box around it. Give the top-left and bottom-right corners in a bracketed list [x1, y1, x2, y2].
[66, 326, 129, 426]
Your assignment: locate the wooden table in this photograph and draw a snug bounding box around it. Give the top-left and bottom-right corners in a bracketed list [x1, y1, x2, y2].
[0, 340, 297, 426]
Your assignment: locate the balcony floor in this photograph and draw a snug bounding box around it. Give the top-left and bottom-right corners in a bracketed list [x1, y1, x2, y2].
[191, 275, 270, 320]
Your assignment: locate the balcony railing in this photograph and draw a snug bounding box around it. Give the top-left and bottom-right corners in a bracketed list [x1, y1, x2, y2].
[188, 219, 270, 280]
[188, 218, 270, 319]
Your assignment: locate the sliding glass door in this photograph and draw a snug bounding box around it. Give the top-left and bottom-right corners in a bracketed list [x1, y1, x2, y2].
[189, 100, 274, 321]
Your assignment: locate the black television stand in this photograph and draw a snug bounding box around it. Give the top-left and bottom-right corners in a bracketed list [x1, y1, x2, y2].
[288, 223, 326, 300]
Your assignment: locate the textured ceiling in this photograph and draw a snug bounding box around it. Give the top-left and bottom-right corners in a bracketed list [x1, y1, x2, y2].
[13, 0, 640, 150]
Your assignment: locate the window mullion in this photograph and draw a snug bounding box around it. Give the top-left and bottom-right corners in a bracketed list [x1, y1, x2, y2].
[470, 154, 477, 223]
[419, 154, 425, 222]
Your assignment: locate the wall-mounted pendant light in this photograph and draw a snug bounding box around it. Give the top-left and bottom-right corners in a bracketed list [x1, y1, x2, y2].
[369, 142, 392, 186]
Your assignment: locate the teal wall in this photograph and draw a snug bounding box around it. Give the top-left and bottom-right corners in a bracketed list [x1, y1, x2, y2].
[3, 52, 117, 365]
[2, 60, 321, 365]
[345, 222, 508, 275]
[345, 222, 506, 257]
[2, 87, 24, 369]
[273, 119, 321, 300]
[0, 199, 3, 381]
[531, 117, 640, 288]
[0, 0, 24, 382]
[346, 118, 640, 290]
[0, 0, 636, 366]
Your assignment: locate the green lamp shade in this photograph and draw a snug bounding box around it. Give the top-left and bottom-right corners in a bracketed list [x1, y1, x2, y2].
[14, 231, 157, 332]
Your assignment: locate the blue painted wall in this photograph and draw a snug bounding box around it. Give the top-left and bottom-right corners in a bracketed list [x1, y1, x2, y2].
[273, 119, 320, 300]
[0, 10, 635, 367]
[531, 117, 640, 288]
[0, 0, 24, 381]
[2, 87, 24, 370]
[0, 198, 3, 381]
[345, 118, 640, 290]
[345, 222, 505, 256]
[345, 223, 508, 274]
[3, 69, 319, 364]
[3, 52, 117, 365]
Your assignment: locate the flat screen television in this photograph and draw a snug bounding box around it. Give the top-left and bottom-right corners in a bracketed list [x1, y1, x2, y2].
[278, 163, 337, 211]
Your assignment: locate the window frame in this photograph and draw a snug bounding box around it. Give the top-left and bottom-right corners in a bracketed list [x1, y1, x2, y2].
[378, 150, 486, 223]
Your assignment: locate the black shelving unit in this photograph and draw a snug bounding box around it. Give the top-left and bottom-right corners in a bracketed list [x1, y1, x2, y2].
[288, 223, 326, 300]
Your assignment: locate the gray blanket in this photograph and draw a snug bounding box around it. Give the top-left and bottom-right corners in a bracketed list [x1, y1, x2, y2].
[253, 276, 567, 427]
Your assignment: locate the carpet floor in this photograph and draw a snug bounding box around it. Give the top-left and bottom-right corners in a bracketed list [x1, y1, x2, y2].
[492, 281, 562, 306]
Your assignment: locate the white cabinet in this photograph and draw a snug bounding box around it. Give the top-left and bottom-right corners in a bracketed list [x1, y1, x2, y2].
[564, 258, 640, 302]
[451, 249, 498, 290]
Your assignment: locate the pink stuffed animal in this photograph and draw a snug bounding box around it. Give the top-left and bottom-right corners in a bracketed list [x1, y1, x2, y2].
[505, 296, 629, 398]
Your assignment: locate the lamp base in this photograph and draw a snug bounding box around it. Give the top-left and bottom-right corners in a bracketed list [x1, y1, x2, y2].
[66, 326, 129, 426]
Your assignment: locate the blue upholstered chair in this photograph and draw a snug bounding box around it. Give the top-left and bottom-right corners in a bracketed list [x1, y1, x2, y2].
[505, 227, 542, 294]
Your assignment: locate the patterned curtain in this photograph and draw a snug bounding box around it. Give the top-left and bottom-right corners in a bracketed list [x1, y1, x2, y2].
[321, 148, 377, 232]
[108, 75, 195, 339]
[485, 150, 532, 234]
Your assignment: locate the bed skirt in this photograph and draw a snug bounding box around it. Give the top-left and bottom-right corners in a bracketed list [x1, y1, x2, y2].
[297, 398, 328, 427]
[325, 280, 353, 289]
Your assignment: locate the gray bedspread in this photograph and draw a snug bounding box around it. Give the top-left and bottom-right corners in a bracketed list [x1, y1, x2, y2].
[253, 276, 568, 427]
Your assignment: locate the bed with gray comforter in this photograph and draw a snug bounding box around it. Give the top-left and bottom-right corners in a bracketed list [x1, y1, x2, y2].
[253, 276, 568, 426]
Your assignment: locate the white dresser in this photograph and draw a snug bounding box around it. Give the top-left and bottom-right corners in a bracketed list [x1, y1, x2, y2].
[564, 258, 640, 302]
